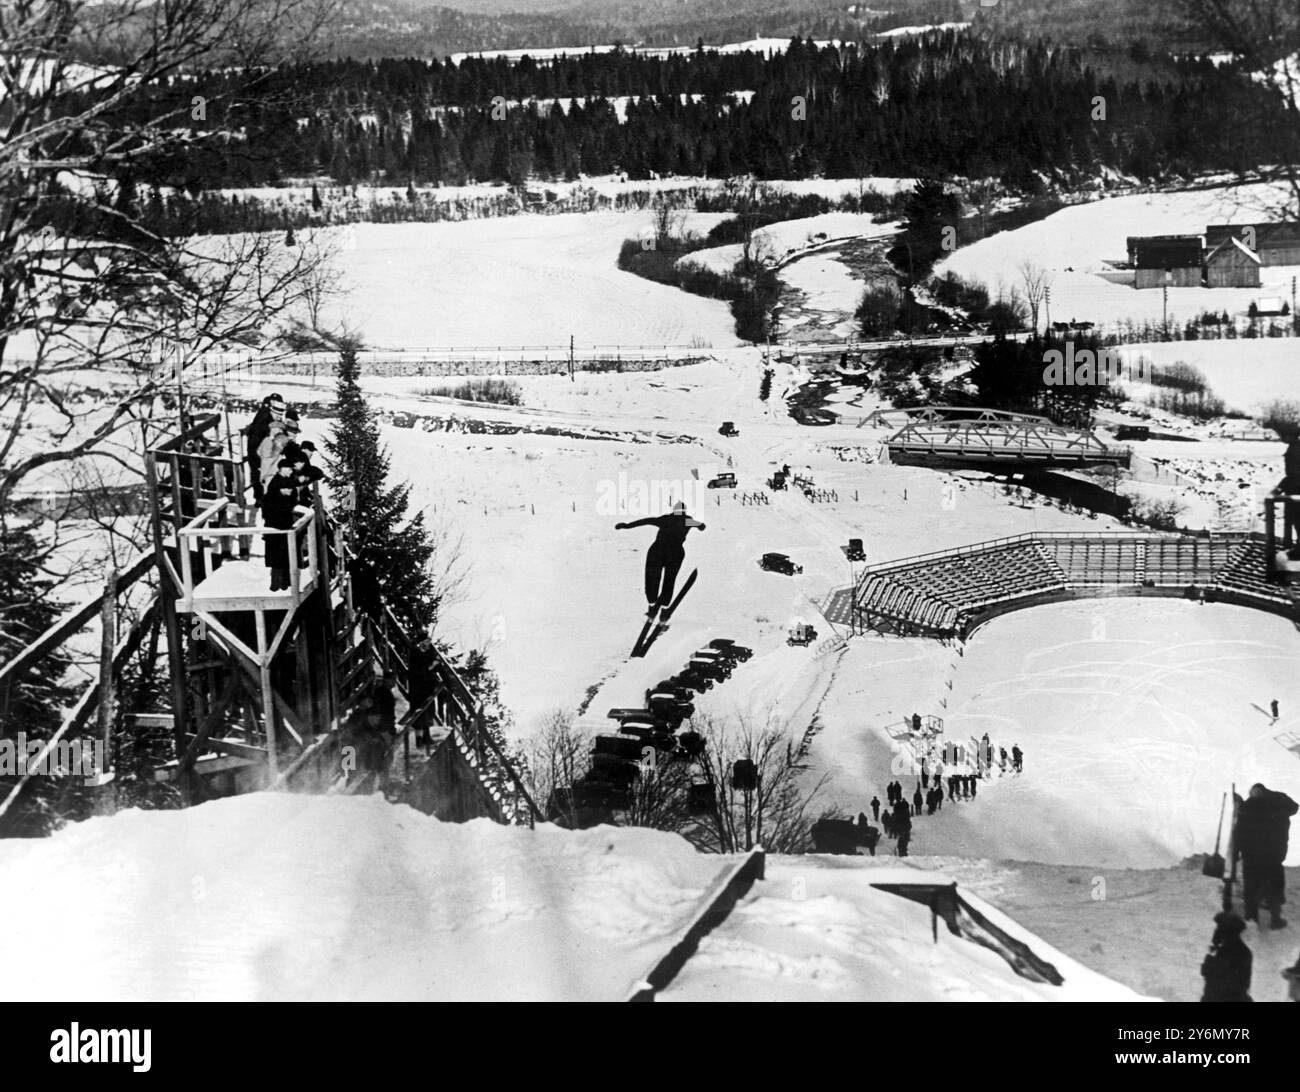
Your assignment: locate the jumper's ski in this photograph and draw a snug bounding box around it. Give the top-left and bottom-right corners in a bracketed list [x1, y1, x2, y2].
[630, 608, 660, 658]
[632, 568, 698, 658]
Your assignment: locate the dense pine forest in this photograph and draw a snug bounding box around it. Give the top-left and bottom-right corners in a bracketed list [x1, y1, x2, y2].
[65, 32, 1295, 200]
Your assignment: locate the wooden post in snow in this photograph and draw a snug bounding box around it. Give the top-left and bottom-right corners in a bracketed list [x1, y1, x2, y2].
[93, 570, 118, 813]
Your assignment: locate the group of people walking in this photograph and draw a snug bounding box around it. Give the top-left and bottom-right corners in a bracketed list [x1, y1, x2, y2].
[244, 393, 326, 592]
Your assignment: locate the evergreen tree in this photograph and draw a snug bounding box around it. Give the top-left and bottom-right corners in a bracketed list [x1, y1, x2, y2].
[324, 341, 441, 636]
[0, 525, 75, 737]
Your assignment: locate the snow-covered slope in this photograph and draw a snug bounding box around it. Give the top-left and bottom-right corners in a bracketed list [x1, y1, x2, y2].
[0, 794, 1146, 1002]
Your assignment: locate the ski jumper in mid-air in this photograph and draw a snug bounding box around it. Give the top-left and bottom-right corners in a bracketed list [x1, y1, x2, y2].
[615, 501, 705, 616]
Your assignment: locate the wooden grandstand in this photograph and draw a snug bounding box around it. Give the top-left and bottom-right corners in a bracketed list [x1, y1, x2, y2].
[822, 531, 1300, 640]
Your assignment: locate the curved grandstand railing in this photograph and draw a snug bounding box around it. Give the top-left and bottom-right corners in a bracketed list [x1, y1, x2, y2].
[825, 531, 1298, 640]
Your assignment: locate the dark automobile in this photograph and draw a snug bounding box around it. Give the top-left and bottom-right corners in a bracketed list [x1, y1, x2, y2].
[759, 552, 802, 575]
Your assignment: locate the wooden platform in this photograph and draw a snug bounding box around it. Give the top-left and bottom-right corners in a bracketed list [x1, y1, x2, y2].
[179, 559, 317, 612]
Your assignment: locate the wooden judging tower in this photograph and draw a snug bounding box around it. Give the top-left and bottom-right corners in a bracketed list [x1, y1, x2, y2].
[146, 412, 347, 788]
[131, 408, 539, 824]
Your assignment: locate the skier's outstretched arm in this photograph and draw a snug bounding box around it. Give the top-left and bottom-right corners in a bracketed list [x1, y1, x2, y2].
[686, 517, 707, 530]
[615, 517, 659, 530]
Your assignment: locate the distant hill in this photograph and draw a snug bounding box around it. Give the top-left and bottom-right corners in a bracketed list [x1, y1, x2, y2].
[318, 0, 1222, 60]
[321, 0, 962, 58]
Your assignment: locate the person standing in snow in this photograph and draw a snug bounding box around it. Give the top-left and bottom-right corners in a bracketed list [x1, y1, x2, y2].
[913, 784, 923, 816]
[1235, 782, 1299, 929]
[1000, 746, 1008, 772]
[970, 773, 978, 800]
[1200, 911, 1252, 1002]
[1012, 744, 1023, 773]
[863, 821, 880, 857]
[892, 797, 912, 856]
[1272, 699, 1280, 721]
[1283, 954, 1300, 1002]
[615, 501, 705, 617]
[870, 795, 881, 821]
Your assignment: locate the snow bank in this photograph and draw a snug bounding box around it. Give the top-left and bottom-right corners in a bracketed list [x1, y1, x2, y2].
[0, 794, 1143, 1001]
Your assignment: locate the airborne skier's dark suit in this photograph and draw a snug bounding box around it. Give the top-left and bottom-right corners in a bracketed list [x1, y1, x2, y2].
[616, 510, 705, 610]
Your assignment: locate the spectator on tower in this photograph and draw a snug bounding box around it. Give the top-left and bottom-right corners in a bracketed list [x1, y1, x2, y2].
[244, 394, 277, 502]
[1235, 783, 1299, 929]
[261, 457, 303, 592]
[1200, 911, 1252, 1002]
[257, 403, 300, 497]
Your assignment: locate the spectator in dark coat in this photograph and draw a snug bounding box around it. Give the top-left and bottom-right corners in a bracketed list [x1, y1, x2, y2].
[1000, 747, 1008, 772]
[1283, 954, 1300, 1002]
[244, 395, 278, 502]
[863, 821, 880, 857]
[1235, 783, 1299, 928]
[970, 773, 978, 800]
[870, 795, 881, 821]
[947, 774, 957, 802]
[913, 784, 923, 816]
[892, 798, 912, 856]
[1284, 435, 1300, 557]
[1200, 911, 1252, 1002]
[261, 458, 301, 591]
[1012, 744, 1023, 772]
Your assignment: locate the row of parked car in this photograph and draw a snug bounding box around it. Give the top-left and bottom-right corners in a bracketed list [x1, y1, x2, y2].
[553, 640, 754, 823]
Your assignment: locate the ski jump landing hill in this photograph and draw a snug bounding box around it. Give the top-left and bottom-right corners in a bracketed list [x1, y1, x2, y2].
[822, 530, 1300, 640]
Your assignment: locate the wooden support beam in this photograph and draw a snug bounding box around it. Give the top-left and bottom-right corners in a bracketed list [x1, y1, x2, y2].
[0, 553, 152, 693]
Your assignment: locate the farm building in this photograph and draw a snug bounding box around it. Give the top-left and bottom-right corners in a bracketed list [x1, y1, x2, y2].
[1205, 223, 1300, 266]
[1130, 235, 1203, 289]
[1205, 236, 1261, 288]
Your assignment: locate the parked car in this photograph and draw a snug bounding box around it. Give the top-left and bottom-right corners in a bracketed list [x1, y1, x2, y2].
[719, 421, 739, 437]
[1115, 424, 1151, 441]
[787, 623, 818, 646]
[846, 538, 865, 561]
[707, 472, 737, 489]
[707, 638, 753, 661]
[759, 552, 802, 575]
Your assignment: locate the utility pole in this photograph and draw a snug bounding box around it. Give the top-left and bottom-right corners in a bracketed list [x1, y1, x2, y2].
[1044, 285, 1051, 337]
[1163, 268, 1171, 340]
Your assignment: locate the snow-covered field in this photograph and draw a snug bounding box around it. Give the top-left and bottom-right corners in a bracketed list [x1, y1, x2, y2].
[317, 215, 739, 347]
[935, 181, 1300, 332]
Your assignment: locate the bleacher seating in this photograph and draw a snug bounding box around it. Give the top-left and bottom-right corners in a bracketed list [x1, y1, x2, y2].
[846, 532, 1294, 638]
[1214, 540, 1293, 603]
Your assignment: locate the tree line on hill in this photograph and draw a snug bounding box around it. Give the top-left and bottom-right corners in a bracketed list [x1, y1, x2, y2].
[63, 33, 1293, 203]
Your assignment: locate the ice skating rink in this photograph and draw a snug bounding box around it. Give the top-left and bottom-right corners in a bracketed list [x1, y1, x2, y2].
[938, 599, 1300, 869]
